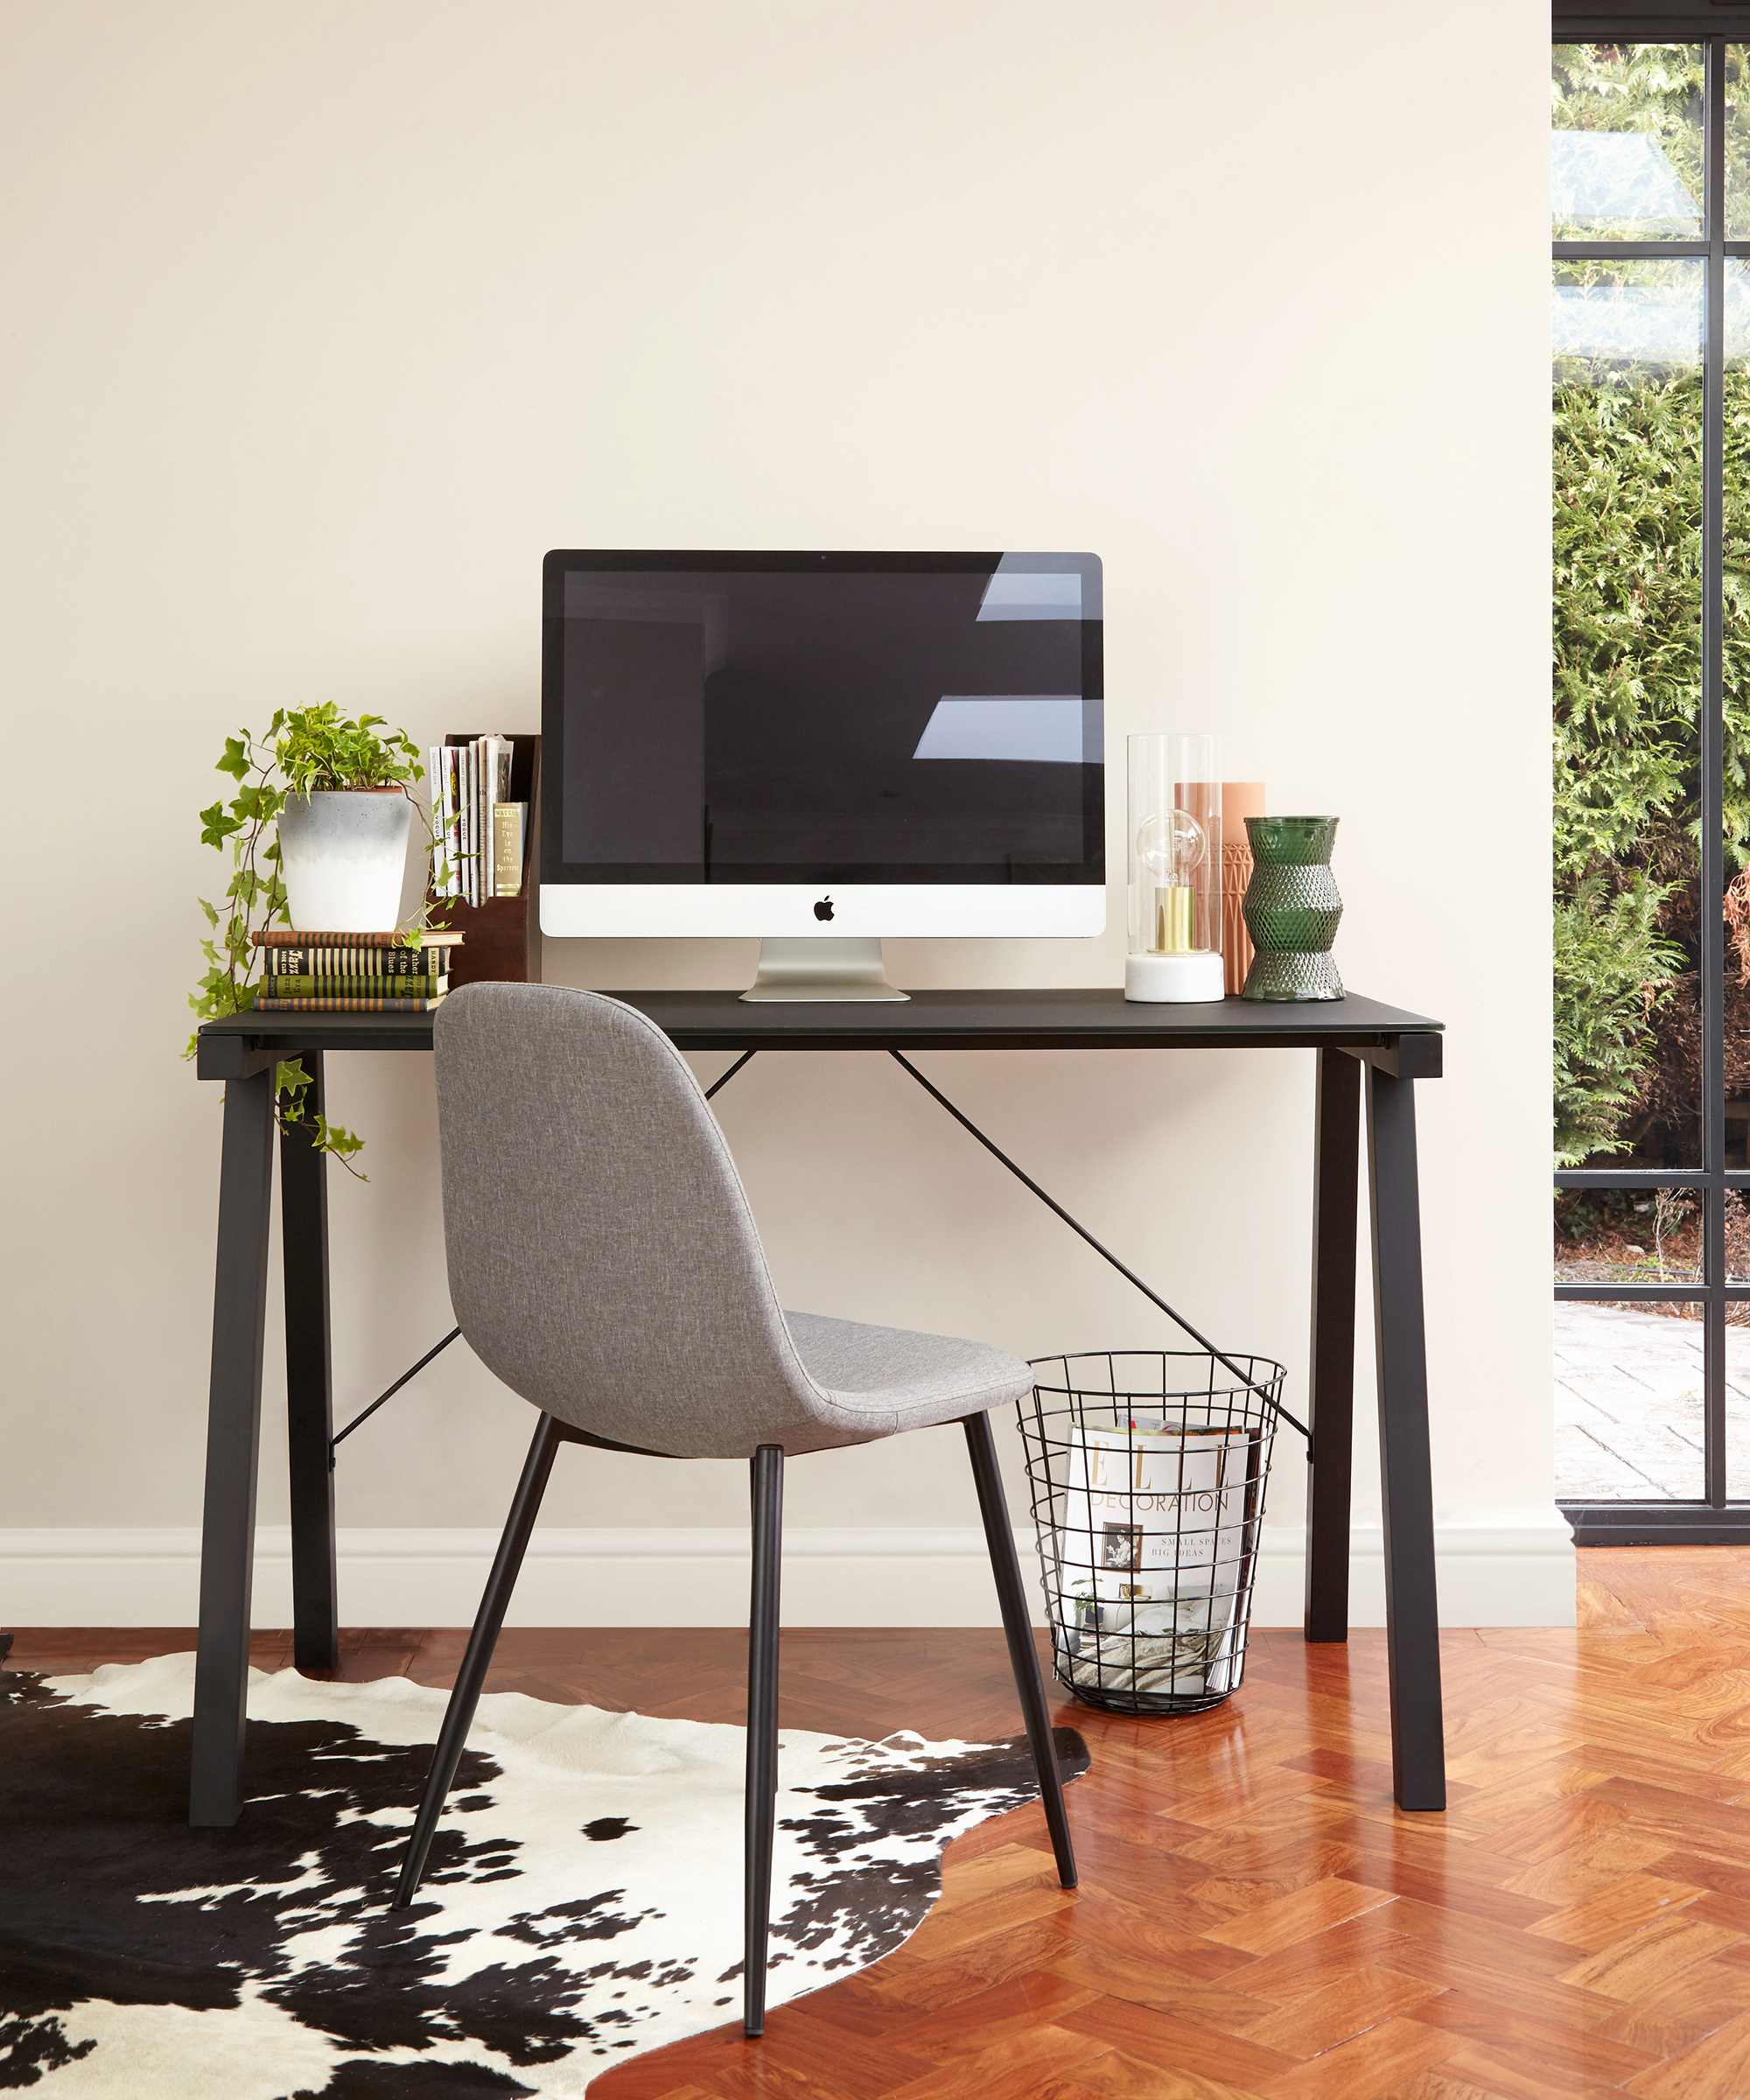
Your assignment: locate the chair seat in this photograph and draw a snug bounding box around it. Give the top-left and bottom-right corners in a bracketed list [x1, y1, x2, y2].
[780, 1311, 1034, 1451]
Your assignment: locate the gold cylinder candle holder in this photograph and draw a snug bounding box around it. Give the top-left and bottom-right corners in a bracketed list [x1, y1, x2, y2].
[1156, 885, 1194, 952]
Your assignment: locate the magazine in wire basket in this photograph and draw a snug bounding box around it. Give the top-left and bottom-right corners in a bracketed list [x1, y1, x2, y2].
[1020, 1351, 1286, 1715]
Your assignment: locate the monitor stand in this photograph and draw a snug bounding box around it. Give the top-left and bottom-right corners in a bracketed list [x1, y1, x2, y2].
[740, 936, 910, 1003]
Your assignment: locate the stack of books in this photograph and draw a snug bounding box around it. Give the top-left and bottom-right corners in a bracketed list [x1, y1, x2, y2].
[251, 929, 464, 1012]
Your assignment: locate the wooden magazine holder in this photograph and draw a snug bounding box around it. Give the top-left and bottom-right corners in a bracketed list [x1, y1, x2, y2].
[429, 733, 542, 989]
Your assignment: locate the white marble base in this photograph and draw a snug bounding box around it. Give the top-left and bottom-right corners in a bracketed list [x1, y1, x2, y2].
[1124, 950, 1224, 1003]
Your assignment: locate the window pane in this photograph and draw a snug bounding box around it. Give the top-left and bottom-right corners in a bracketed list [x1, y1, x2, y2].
[1553, 44, 1703, 241]
[1731, 1192, 1750, 1280]
[1554, 1185, 1701, 1287]
[1728, 1323, 1750, 1499]
[1556, 1300, 1704, 1500]
[1555, 259, 1703, 1168]
[1725, 47, 1750, 239]
[1725, 275, 1750, 1187]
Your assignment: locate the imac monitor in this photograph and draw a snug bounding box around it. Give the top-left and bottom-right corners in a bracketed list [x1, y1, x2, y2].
[541, 550, 1103, 1000]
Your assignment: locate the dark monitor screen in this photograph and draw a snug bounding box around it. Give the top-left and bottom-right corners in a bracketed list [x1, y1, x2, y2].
[542, 550, 1103, 887]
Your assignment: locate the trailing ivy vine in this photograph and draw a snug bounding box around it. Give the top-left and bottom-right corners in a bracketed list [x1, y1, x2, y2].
[186, 704, 438, 1177]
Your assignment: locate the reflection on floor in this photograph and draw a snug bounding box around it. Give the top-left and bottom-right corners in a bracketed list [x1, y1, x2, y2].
[23, 1555, 1750, 2098]
[1552, 1300, 1750, 1500]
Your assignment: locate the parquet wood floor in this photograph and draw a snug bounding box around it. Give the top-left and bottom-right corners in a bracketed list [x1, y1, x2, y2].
[14, 1548, 1750, 2097]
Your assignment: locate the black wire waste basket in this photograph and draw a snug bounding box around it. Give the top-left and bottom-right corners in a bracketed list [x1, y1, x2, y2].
[1019, 1351, 1287, 1716]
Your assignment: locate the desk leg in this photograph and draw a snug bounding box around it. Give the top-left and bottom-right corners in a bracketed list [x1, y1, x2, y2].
[283, 1050, 338, 1671]
[190, 1067, 276, 1826]
[1305, 1048, 1360, 1643]
[1366, 1067, 1446, 1812]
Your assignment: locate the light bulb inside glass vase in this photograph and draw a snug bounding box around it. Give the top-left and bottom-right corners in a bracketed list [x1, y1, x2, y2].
[1137, 807, 1208, 953]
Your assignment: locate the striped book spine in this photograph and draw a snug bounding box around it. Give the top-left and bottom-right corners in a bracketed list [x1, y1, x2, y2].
[262, 976, 448, 997]
[252, 929, 463, 947]
[252, 996, 447, 1012]
[262, 946, 454, 976]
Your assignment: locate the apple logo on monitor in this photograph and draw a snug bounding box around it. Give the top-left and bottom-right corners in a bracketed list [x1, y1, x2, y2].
[814, 896, 834, 921]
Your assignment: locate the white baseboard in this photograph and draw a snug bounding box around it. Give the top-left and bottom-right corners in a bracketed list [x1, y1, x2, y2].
[1, 1509, 1575, 1629]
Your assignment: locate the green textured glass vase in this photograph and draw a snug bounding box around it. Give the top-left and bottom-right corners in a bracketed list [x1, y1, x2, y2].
[1241, 816, 1344, 1001]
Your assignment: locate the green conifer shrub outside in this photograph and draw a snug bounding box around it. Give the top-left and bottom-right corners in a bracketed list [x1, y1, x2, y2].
[1553, 41, 1750, 1165]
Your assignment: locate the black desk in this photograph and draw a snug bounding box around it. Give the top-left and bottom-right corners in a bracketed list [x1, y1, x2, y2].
[192, 989, 1446, 1822]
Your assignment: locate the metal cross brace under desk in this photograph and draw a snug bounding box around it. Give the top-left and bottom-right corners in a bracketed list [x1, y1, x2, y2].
[192, 987, 1446, 1822]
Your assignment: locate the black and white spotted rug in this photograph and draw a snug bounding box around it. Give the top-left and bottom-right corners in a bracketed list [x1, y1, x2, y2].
[0, 1654, 1088, 2096]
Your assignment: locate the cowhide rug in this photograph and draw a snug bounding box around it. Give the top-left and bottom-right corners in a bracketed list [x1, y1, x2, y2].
[0, 1654, 1088, 2097]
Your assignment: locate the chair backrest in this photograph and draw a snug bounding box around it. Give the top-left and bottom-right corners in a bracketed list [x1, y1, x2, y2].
[433, 982, 830, 1458]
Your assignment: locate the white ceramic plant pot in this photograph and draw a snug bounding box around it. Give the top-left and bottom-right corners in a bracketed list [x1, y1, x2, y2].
[277, 789, 412, 933]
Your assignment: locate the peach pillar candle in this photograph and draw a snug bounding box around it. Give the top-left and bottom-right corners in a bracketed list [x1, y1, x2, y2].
[1222, 782, 1264, 996]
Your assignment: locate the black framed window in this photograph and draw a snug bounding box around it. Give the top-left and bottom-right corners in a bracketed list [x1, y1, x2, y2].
[1554, 7, 1750, 1541]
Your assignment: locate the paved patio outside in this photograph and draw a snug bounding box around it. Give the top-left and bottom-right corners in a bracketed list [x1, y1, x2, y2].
[1556, 1300, 1750, 1498]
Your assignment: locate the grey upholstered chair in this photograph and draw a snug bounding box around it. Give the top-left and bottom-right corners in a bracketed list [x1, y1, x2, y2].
[391, 983, 1076, 2036]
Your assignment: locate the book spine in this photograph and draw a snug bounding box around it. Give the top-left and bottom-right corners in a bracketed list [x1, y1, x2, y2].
[253, 930, 463, 948]
[453, 743, 466, 906]
[478, 738, 488, 906]
[253, 996, 447, 1012]
[427, 746, 447, 898]
[453, 743, 468, 899]
[482, 736, 500, 900]
[473, 738, 486, 905]
[493, 802, 526, 899]
[263, 975, 448, 997]
[431, 747, 446, 897]
[463, 740, 477, 906]
[263, 947, 448, 974]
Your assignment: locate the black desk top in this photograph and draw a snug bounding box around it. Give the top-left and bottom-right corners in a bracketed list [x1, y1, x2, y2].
[197, 987, 1443, 1081]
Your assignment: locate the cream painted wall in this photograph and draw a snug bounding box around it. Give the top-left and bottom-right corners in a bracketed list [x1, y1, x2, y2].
[1, 2, 1558, 1620]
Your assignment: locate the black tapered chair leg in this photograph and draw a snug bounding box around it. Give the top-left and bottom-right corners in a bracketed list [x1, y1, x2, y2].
[744, 1443, 784, 2037]
[963, 1410, 1077, 1888]
[392, 1412, 564, 1909]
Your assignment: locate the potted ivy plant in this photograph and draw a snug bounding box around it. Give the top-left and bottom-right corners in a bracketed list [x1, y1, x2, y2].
[187, 704, 445, 1172]
[275, 706, 424, 930]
